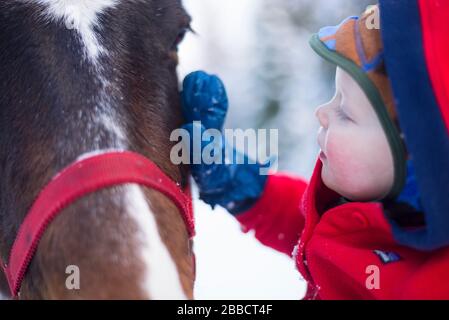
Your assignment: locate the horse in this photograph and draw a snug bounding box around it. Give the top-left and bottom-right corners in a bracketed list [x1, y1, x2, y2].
[0, 0, 195, 299]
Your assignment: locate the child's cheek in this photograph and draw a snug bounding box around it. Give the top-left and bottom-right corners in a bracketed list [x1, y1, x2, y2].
[326, 132, 353, 170]
[324, 130, 361, 183]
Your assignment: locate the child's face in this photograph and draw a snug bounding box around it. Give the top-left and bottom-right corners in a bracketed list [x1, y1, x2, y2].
[316, 67, 394, 201]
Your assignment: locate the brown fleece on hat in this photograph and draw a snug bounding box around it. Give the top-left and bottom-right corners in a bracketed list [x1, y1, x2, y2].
[328, 7, 398, 121]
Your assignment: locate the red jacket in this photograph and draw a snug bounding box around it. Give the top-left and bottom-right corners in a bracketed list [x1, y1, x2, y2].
[236, 159, 449, 300]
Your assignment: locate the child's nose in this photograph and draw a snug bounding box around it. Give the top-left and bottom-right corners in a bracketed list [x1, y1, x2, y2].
[315, 105, 329, 128]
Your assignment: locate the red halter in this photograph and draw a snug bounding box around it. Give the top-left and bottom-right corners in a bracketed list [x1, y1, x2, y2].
[0, 151, 195, 298]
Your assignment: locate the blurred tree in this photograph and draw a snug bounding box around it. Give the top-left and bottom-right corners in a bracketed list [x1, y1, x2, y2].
[249, 0, 374, 175]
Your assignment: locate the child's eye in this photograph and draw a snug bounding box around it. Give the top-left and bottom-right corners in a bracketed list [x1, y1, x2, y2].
[336, 106, 352, 121]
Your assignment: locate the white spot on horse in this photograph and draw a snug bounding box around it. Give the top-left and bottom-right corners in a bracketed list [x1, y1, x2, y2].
[21, 1, 128, 149]
[30, 0, 118, 63]
[97, 112, 127, 145]
[125, 185, 187, 299]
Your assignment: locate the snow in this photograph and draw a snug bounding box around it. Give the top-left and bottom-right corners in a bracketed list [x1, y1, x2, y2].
[192, 195, 307, 300]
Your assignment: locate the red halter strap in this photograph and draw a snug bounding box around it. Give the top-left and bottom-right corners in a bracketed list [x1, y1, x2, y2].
[0, 151, 195, 298]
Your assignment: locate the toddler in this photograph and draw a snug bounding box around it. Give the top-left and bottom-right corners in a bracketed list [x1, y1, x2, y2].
[181, 3, 449, 299]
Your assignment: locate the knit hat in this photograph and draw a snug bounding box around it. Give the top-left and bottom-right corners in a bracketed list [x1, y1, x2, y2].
[309, 6, 407, 200]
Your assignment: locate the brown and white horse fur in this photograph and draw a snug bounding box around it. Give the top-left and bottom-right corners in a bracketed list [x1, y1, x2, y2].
[0, 0, 194, 299]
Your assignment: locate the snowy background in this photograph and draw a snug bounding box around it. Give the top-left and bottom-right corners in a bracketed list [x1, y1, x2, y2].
[178, 0, 374, 300]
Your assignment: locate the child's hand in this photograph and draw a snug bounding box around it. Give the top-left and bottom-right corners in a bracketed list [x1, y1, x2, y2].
[181, 71, 228, 131]
[181, 71, 268, 215]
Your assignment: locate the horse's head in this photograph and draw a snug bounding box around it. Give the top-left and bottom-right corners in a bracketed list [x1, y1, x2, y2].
[0, 0, 194, 299]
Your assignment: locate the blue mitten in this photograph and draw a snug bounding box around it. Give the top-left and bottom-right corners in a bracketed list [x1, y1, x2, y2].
[181, 71, 228, 131]
[181, 71, 268, 215]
